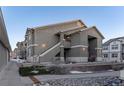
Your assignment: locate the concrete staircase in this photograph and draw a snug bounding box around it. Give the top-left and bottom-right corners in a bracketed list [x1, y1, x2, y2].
[38, 42, 61, 62]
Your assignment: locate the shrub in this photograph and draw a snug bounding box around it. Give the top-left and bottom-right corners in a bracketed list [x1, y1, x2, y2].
[19, 66, 51, 76]
[19, 67, 34, 76]
[19, 65, 68, 76]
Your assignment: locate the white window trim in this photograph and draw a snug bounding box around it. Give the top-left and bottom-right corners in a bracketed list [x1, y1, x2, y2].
[71, 45, 88, 48]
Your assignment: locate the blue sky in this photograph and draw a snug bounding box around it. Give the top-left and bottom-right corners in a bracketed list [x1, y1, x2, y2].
[1, 6, 124, 50]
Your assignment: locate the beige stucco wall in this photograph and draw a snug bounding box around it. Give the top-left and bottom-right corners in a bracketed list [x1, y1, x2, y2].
[71, 32, 80, 46]
[69, 32, 87, 57]
[66, 30, 88, 62]
[80, 30, 88, 57]
[68, 27, 103, 62]
[68, 30, 88, 57]
[34, 21, 83, 56]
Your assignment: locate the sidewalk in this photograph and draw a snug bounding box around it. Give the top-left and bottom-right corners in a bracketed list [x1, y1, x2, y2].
[0, 60, 32, 86]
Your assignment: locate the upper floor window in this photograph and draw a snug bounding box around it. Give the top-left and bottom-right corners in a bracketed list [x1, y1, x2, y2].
[104, 54, 108, 58]
[122, 45, 124, 52]
[25, 43, 27, 46]
[103, 46, 108, 50]
[111, 45, 118, 50]
[112, 53, 118, 58]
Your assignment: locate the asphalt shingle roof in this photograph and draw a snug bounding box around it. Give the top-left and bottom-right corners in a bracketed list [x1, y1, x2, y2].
[103, 36, 124, 46]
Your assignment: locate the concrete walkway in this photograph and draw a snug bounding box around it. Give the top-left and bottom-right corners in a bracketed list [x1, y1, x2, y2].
[0, 60, 32, 86]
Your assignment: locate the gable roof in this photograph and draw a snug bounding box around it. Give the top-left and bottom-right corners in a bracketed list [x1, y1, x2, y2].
[25, 19, 87, 35]
[56, 26, 104, 39]
[81, 26, 105, 39]
[55, 26, 85, 36]
[25, 20, 104, 40]
[103, 36, 124, 46]
[33, 19, 87, 30]
[0, 8, 11, 51]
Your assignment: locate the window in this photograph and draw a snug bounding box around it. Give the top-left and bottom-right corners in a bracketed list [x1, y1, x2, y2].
[122, 44, 124, 52]
[104, 54, 108, 58]
[111, 45, 118, 50]
[112, 53, 118, 58]
[122, 53, 124, 60]
[103, 46, 108, 50]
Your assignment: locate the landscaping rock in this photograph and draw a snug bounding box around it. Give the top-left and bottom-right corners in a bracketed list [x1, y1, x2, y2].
[41, 76, 124, 86]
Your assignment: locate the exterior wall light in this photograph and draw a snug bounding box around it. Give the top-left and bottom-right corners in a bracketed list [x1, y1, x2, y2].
[42, 44, 46, 48]
[63, 39, 65, 41]
[82, 47, 86, 51]
[67, 36, 70, 39]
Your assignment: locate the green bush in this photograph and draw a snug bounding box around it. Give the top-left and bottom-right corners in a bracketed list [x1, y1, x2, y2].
[19, 66, 51, 76]
[19, 65, 67, 76]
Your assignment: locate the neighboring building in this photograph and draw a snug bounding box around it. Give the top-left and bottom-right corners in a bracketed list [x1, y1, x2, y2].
[102, 37, 124, 62]
[16, 41, 26, 59]
[0, 8, 11, 71]
[10, 48, 18, 59]
[25, 20, 104, 63]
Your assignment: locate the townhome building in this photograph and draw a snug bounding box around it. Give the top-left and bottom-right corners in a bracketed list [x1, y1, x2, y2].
[0, 8, 11, 71]
[25, 20, 104, 63]
[10, 48, 17, 59]
[16, 41, 26, 59]
[102, 37, 124, 62]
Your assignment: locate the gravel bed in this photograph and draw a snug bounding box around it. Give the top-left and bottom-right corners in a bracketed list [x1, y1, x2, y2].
[41, 76, 124, 86]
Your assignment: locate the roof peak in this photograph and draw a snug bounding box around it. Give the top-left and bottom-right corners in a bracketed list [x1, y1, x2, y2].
[30, 19, 86, 29]
[103, 36, 124, 46]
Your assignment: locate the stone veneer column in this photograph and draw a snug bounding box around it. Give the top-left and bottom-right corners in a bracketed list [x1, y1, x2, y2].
[96, 39, 102, 62]
[79, 31, 88, 62]
[60, 33, 65, 62]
